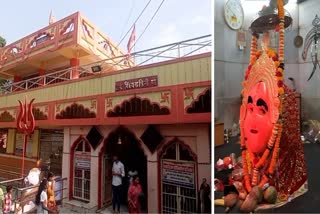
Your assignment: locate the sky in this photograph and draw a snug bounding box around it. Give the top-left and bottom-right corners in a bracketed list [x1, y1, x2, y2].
[0, 0, 211, 52]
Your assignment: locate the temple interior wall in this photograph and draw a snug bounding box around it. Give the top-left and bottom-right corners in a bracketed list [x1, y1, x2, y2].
[214, 0, 320, 129]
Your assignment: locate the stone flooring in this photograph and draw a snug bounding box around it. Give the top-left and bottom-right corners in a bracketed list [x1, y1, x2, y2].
[58, 204, 129, 214]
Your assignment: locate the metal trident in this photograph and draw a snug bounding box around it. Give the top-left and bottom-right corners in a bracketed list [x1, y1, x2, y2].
[302, 15, 320, 81]
[16, 97, 35, 177]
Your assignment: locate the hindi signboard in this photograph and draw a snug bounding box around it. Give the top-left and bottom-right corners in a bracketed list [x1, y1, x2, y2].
[75, 153, 91, 170]
[162, 160, 195, 189]
[115, 75, 158, 91]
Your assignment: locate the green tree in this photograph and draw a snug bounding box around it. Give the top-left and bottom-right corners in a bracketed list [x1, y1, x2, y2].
[0, 36, 6, 48]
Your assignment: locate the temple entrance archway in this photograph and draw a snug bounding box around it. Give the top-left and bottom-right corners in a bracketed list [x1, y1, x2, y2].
[100, 126, 147, 211]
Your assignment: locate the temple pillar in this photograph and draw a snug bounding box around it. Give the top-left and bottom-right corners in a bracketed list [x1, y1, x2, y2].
[70, 58, 80, 79]
[39, 69, 46, 86]
[13, 75, 22, 91]
[13, 75, 21, 83]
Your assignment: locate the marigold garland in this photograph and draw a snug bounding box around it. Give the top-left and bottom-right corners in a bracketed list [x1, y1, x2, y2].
[241, 0, 286, 193]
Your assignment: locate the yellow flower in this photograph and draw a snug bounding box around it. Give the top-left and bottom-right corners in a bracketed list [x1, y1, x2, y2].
[250, 56, 257, 62]
[278, 87, 284, 95]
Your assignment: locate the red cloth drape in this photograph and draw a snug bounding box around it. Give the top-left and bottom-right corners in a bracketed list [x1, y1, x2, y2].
[128, 182, 142, 214]
[273, 85, 307, 196]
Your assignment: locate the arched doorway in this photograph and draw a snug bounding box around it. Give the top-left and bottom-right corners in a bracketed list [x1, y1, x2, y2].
[70, 136, 91, 202]
[101, 126, 147, 211]
[159, 139, 198, 213]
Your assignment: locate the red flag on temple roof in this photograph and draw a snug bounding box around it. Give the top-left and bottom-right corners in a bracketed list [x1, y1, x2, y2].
[127, 24, 136, 55]
[49, 10, 55, 25]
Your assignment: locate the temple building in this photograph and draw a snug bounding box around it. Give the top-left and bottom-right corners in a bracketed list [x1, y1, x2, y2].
[215, 0, 320, 213]
[0, 11, 211, 213]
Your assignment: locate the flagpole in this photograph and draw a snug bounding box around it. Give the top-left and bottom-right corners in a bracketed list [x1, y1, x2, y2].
[49, 10, 54, 25]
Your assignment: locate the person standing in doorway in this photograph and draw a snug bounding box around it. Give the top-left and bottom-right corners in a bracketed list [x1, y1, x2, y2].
[199, 178, 211, 213]
[127, 175, 143, 214]
[128, 169, 138, 184]
[112, 155, 125, 213]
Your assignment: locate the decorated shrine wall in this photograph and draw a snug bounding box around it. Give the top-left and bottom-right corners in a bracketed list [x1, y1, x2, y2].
[0, 12, 127, 79]
[214, 0, 299, 129]
[0, 54, 211, 127]
[0, 12, 78, 74]
[297, 0, 320, 122]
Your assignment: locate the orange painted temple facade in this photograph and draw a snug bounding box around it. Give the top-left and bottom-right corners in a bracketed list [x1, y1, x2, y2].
[0, 12, 211, 213]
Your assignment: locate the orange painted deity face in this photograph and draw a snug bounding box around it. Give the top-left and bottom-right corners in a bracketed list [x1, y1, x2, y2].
[244, 81, 274, 155]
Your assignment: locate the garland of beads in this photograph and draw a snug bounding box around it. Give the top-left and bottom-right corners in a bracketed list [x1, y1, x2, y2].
[241, 0, 285, 192]
[277, 0, 285, 96]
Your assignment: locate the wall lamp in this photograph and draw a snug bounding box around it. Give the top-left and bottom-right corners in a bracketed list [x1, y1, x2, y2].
[91, 65, 102, 73]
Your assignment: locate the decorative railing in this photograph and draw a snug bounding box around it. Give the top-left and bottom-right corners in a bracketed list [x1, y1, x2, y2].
[134, 34, 212, 65]
[0, 34, 211, 94]
[0, 177, 68, 213]
[0, 13, 77, 66]
[0, 12, 125, 69]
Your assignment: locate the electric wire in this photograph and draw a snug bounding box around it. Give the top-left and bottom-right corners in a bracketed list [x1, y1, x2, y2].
[131, 0, 165, 51]
[117, 0, 153, 46]
[119, 1, 135, 40]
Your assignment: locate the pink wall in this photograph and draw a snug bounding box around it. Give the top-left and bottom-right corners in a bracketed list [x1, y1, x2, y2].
[64, 123, 211, 212]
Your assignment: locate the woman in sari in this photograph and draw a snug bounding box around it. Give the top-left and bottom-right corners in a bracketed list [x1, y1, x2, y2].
[35, 179, 55, 214]
[47, 172, 57, 212]
[127, 175, 143, 214]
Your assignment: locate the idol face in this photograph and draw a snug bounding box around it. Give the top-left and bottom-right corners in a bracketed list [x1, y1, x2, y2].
[244, 81, 274, 155]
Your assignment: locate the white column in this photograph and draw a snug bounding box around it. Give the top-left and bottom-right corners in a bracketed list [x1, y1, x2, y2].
[196, 125, 211, 186]
[147, 152, 158, 213]
[62, 127, 71, 200]
[90, 155, 99, 208]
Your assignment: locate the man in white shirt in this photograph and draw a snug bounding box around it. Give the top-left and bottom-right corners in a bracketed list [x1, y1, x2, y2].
[112, 155, 125, 213]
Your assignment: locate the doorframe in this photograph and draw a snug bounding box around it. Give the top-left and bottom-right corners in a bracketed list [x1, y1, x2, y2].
[97, 125, 148, 210]
[98, 143, 106, 209]
[157, 137, 198, 213]
[101, 153, 112, 207]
